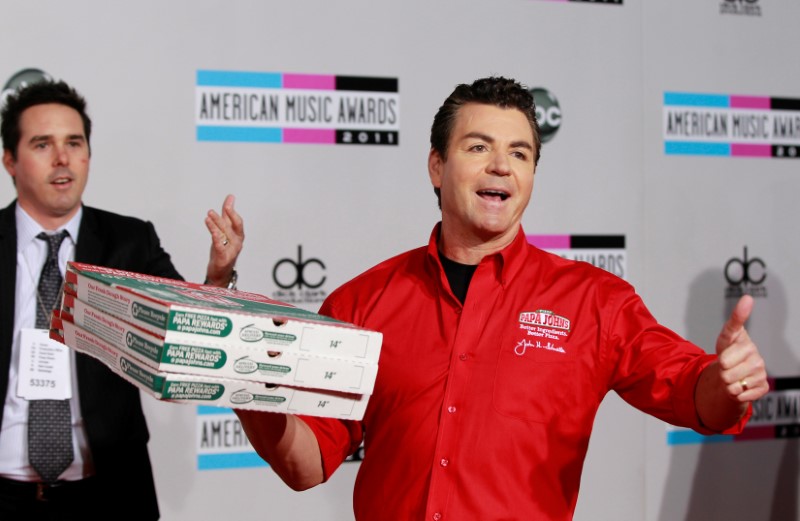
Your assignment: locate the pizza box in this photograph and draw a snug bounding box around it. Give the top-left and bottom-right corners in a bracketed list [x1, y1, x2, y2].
[63, 262, 381, 364]
[50, 312, 369, 420]
[60, 293, 377, 394]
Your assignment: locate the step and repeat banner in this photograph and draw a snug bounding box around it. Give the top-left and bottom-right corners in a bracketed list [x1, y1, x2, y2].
[2, 1, 797, 519]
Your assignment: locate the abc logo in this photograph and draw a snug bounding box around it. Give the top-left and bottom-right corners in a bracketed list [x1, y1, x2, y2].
[529, 87, 561, 144]
[2, 68, 52, 107]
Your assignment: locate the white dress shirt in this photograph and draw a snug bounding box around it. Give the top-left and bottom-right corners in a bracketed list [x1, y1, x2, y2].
[0, 203, 93, 482]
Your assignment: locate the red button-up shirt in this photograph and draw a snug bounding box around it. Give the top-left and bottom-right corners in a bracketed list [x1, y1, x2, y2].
[302, 224, 748, 520]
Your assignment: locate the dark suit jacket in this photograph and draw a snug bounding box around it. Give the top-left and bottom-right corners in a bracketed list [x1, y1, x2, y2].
[0, 201, 182, 519]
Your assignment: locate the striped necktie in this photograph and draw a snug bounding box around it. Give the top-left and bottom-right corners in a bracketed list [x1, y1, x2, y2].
[28, 230, 74, 483]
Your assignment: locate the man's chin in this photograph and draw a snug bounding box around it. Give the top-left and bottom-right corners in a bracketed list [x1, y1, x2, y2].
[473, 223, 519, 241]
[47, 198, 82, 218]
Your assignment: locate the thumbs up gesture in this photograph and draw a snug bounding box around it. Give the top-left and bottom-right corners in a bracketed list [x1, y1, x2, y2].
[714, 295, 768, 402]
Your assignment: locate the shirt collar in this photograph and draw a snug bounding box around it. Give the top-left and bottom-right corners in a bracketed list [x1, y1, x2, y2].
[16, 202, 83, 248]
[426, 222, 531, 288]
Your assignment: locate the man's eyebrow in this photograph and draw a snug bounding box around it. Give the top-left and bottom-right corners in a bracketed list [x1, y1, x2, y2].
[462, 132, 533, 151]
[462, 131, 495, 143]
[28, 134, 86, 144]
[28, 135, 52, 144]
[510, 140, 533, 151]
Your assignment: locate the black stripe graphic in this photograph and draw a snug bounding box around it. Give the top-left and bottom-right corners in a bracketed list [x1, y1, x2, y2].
[336, 76, 398, 93]
[771, 97, 800, 111]
[569, 235, 626, 249]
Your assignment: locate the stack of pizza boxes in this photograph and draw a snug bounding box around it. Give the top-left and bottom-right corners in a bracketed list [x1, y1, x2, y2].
[50, 262, 381, 420]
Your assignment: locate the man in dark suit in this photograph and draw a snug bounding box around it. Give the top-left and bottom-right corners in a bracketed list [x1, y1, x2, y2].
[0, 80, 244, 519]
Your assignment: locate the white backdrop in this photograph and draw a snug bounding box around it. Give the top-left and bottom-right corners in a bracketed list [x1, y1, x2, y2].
[1, 1, 797, 519]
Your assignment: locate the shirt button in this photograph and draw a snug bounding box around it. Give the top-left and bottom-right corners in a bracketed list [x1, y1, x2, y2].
[459, 353, 467, 361]
[433, 513, 442, 521]
[440, 458, 449, 467]
[447, 406, 456, 413]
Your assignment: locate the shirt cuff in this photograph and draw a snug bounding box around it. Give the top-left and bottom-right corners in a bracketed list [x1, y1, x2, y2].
[672, 352, 753, 435]
[299, 416, 363, 481]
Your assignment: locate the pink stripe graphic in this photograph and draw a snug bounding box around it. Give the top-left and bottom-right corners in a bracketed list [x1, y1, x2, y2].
[283, 74, 335, 90]
[526, 235, 570, 249]
[731, 144, 772, 157]
[283, 128, 335, 144]
[730, 96, 770, 109]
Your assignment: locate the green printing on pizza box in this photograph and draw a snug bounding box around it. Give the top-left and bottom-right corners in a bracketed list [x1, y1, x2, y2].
[131, 301, 169, 329]
[163, 343, 227, 369]
[124, 331, 229, 370]
[119, 356, 165, 391]
[124, 331, 162, 363]
[253, 394, 288, 405]
[118, 356, 225, 401]
[229, 389, 287, 406]
[232, 356, 292, 376]
[239, 325, 297, 345]
[168, 311, 233, 337]
[164, 380, 225, 401]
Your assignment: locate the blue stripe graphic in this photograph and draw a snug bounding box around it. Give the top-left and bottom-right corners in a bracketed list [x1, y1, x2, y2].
[197, 70, 282, 88]
[197, 126, 282, 143]
[667, 431, 734, 445]
[665, 142, 731, 156]
[198, 452, 268, 470]
[197, 406, 234, 415]
[664, 92, 730, 108]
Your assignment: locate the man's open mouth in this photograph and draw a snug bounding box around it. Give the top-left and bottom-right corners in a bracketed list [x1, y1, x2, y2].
[477, 189, 509, 201]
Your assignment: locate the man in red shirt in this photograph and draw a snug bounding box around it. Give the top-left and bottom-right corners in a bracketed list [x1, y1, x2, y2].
[237, 77, 768, 520]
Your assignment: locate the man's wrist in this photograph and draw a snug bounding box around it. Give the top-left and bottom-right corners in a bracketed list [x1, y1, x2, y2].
[204, 268, 238, 289]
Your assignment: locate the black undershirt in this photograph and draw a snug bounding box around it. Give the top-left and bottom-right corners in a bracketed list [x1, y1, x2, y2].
[439, 252, 478, 305]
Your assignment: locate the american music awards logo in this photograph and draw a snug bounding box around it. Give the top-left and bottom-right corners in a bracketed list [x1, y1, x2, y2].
[663, 91, 800, 159]
[527, 234, 626, 280]
[195, 70, 399, 145]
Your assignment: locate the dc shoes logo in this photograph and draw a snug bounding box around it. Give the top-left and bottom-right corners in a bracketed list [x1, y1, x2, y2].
[272, 245, 326, 290]
[724, 246, 767, 298]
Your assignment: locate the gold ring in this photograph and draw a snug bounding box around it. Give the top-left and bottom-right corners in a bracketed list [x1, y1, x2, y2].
[740, 379, 749, 391]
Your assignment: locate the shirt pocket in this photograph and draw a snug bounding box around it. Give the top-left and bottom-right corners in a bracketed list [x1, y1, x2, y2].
[491, 335, 577, 423]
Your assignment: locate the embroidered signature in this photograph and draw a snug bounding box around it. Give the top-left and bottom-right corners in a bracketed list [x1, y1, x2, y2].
[514, 339, 566, 356]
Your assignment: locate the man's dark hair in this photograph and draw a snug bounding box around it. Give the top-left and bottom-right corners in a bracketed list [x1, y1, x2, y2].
[429, 77, 541, 206]
[1, 80, 92, 159]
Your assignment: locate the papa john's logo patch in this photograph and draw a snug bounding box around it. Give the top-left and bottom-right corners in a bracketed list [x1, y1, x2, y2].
[519, 310, 571, 330]
[515, 309, 571, 356]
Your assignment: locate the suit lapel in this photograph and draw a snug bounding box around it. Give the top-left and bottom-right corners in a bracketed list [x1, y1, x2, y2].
[75, 206, 104, 265]
[0, 202, 19, 408]
[73, 206, 106, 393]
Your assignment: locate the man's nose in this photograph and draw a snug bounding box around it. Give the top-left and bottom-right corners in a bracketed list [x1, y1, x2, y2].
[488, 151, 512, 176]
[53, 145, 69, 166]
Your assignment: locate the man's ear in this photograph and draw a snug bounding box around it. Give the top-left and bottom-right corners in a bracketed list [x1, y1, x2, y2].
[428, 148, 443, 190]
[3, 149, 17, 181]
